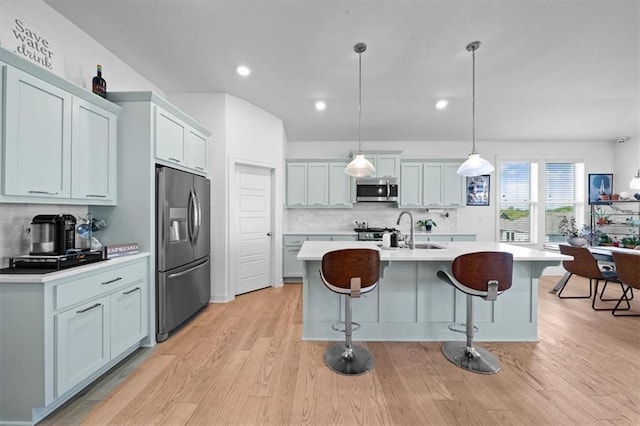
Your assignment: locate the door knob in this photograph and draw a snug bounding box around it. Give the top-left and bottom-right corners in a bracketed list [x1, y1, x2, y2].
[267, 232, 272, 236]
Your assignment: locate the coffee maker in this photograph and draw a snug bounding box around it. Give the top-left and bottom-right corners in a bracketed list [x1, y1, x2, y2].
[30, 214, 76, 255]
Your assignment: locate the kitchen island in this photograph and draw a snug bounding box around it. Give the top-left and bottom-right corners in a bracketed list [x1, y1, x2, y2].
[298, 241, 569, 342]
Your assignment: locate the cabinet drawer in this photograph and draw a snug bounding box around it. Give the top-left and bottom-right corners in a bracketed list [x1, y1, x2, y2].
[55, 260, 146, 311]
[283, 236, 307, 247]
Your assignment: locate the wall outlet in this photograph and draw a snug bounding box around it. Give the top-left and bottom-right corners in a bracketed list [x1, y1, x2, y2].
[22, 225, 31, 242]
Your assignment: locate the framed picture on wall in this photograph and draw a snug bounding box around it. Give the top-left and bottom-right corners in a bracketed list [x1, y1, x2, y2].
[466, 175, 490, 206]
[588, 173, 613, 204]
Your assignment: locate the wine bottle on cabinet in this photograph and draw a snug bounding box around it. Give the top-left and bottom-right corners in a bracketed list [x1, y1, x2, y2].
[92, 64, 107, 98]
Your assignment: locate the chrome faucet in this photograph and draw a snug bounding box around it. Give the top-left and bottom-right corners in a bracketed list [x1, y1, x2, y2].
[396, 211, 415, 249]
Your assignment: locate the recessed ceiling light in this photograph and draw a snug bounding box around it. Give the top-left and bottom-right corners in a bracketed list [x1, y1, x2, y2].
[315, 101, 326, 111]
[236, 65, 251, 76]
[436, 99, 448, 110]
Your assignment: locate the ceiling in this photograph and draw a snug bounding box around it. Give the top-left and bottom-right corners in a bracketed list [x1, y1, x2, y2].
[44, 0, 639, 143]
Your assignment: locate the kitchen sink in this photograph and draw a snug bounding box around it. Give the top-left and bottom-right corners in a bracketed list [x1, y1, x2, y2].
[410, 243, 445, 249]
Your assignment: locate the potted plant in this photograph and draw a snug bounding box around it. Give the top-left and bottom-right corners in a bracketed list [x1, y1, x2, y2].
[558, 216, 588, 247]
[417, 219, 437, 232]
[597, 232, 613, 246]
[621, 236, 640, 249]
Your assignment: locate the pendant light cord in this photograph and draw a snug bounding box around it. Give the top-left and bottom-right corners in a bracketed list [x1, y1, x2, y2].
[358, 49, 362, 153]
[471, 46, 476, 154]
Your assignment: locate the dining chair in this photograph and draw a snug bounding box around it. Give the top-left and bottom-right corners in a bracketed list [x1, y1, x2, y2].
[558, 245, 626, 311]
[611, 251, 639, 316]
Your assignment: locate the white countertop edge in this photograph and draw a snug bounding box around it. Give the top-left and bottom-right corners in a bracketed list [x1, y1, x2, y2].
[297, 241, 570, 262]
[0, 252, 151, 284]
[284, 231, 477, 236]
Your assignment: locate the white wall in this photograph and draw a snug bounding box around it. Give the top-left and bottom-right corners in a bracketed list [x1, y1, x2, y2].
[614, 136, 640, 194]
[0, 1, 164, 267]
[169, 94, 286, 301]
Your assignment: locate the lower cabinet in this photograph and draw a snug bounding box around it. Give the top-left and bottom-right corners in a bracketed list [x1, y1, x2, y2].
[283, 234, 357, 279]
[0, 255, 149, 425]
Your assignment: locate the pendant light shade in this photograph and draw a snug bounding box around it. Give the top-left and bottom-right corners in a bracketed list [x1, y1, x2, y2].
[457, 41, 494, 177]
[630, 169, 640, 190]
[345, 42, 376, 177]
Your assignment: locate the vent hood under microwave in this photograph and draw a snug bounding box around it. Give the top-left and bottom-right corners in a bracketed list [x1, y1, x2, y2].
[356, 178, 398, 202]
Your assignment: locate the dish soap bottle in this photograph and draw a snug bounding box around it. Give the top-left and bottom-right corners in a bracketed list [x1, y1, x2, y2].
[92, 64, 107, 98]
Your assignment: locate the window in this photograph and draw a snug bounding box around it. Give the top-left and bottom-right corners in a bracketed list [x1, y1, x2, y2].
[544, 162, 584, 243]
[499, 162, 537, 243]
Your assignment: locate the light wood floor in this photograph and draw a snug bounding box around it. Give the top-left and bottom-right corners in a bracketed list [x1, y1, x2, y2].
[41, 275, 640, 425]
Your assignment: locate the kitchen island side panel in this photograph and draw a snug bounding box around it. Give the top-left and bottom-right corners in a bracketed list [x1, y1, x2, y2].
[302, 259, 541, 342]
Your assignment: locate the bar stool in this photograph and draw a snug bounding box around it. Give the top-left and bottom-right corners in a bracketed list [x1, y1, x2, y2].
[437, 251, 513, 374]
[611, 251, 639, 316]
[319, 248, 380, 375]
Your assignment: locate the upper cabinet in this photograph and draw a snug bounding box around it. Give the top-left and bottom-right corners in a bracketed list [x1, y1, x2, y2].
[108, 92, 211, 176]
[0, 47, 121, 205]
[351, 151, 401, 178]
[400, 160, 466, 208]
[286, 160, 352, 208]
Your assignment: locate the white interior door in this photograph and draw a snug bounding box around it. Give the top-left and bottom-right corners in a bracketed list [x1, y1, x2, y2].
[234, 164, 272, 295]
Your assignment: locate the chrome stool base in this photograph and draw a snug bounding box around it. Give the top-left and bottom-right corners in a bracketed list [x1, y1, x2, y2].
[442, 341, 501, 375]
[324, 344, 374, 375]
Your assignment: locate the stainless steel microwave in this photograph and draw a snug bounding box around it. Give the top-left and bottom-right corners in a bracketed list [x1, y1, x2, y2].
[355, 177, 399, 202]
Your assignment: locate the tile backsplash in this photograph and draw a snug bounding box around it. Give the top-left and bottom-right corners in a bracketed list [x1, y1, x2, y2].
[0, 203, 88, 268]
[285, 203, 457, 235]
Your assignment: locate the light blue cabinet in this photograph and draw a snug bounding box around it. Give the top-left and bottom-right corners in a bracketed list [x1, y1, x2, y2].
[0, 47, 121, 205]
[400, 160, 466, 208]
[71, 97, 117, 202]
[283, 234, 357, 279]
[328, 162, 352, 206]
[351, 152, 401, 177]
[286, 161, 353, 207]
[155, 105, 210, 174]
[3, 65, 72, 199]
[0, 255, 149, 425]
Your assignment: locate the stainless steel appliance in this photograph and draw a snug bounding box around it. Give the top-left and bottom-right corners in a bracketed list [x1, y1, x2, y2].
[30, 214, 76, 255]
[355, 177, 398, 202]
[355, 227, 398, 241]
[156, 166, 211, 342]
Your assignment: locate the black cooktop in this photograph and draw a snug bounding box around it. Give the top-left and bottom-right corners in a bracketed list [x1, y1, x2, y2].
[354, 227, 398, 233]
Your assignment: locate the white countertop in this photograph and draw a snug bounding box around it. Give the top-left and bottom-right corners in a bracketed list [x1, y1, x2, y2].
[297, 241, 570, 262]
[284, 231, 476, 236]
[0, 252, 150, 284]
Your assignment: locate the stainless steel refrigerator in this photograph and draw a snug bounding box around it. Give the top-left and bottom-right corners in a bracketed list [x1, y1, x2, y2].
[156, 165, 211, 342]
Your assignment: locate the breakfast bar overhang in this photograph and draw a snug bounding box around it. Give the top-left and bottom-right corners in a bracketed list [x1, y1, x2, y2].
[298, 241, 570, 342]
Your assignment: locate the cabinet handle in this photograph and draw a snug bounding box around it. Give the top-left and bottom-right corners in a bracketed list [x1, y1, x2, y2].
[86, 194, 107, 198]
[123, 287, 141, 295]
[77, 303, 101, 314]
[168, 157, 182, 163]
[101, 277, 122, 285]
[29, 190, 59, 195]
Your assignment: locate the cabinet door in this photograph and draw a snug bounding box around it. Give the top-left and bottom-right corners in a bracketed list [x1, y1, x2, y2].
[155, 106, 186, 166]
[376, 156, 399, 177]
[71, 97, 117, 203]
[286, 163, 307, 206]
[328, 162, 352, 206]
[283, 247, 303, 277]
[423, 164, 444, 206]
[111, 283, 146, 357]
[186, 128, 208, 173]
[307, 163, 328, 206]
[3, 65, 72, 198]
[55, 296, 110, 397]
[400, 163, 422, 207]
[443, 163, 465, 207]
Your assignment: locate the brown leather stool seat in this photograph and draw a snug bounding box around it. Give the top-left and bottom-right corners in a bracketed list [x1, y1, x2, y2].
[611, 251, 640, 316]
[437, 251, 513, 374]
[319, 248, 380, 375]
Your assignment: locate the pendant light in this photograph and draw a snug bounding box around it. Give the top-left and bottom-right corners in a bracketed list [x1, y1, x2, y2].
[630, 169, 640, 190]
[345, 42, 376, 177]
[457, 41, 495, 177]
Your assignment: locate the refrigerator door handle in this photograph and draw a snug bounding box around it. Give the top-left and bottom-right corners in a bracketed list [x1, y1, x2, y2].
[187, 189, 196, 245]
[193, 191, 201, 246]
[167, 257, 208, 279]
